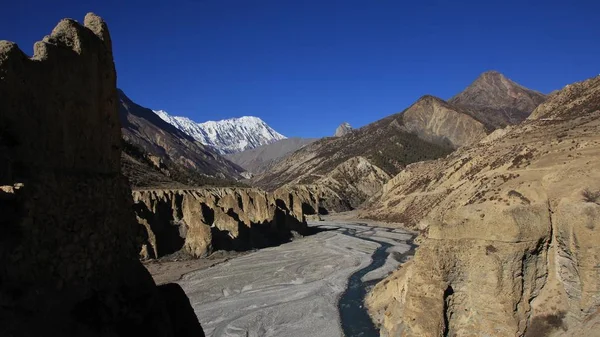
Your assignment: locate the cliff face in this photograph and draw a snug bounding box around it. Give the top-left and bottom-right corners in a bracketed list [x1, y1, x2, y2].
[0, 14, 203, 336]
[133, 186, 319, 259]
[363, 76, 600, 336]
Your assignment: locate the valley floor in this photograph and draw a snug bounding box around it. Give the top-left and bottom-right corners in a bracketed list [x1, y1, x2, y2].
[157, 220, 414, 337]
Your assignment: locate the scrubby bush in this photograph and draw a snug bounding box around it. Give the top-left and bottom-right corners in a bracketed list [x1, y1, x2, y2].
[582, 188, 600, 204]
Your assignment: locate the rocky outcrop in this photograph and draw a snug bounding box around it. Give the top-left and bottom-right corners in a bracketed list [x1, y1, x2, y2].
[449, 70, 546, 128]
[133, 186, 319, 259]
[334, 122, 353, 137]
[0, 14, 203, 336]
[402, 95, 488, 148]
[362, 76, 600, 336]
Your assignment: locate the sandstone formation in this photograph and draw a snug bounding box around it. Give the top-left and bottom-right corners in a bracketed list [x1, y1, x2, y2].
[402, 95, 488, 148]
[0, 14, 203, 336]
[334, 122, 353, 137]
[449, 70, 547, 128]
[133, 186, 319, 259]
[362, 76, 600, 336]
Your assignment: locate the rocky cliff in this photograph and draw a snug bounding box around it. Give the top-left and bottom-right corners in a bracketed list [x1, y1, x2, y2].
[362, 76, 600, 336]
[0, 14, 203, 336]
[133, 186, 319, 259]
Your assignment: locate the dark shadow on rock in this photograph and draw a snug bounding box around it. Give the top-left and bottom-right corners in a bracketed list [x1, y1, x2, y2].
[158, 283, 205, 337]
[133, 201, 184, 256]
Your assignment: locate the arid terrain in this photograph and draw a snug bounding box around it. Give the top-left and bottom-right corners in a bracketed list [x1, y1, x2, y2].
[149, 220, 414, 337]
[2, 6, 599, 337]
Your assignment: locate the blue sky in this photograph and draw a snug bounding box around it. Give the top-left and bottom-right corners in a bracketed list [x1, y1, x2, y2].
[2, 0, 599, 137]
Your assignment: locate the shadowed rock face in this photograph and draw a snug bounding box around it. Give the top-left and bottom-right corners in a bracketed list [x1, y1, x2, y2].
[133, 186, 319, 259]
[0, 13, 203, 337]
[119, 90, 245, 187]
[363, 76, 600, 337]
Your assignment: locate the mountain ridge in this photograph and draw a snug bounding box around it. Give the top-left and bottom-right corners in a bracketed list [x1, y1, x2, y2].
[449, 70, 546, 127]
[154, 110, 286, 154]
[119, 90, 245, 188]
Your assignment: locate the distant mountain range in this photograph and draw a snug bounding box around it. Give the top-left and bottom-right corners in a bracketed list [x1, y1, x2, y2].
[251, 70, 546, 211]
[154, 110, 286, 154]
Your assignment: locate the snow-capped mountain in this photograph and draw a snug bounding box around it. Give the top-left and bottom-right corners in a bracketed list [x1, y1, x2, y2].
[154, 110, 286, 154]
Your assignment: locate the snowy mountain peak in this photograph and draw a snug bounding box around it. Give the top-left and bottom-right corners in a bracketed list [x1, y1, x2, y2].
[153, 110, 286, 154]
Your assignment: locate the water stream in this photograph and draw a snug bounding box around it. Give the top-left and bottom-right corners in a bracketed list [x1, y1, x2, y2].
[334, 224, 416, 337]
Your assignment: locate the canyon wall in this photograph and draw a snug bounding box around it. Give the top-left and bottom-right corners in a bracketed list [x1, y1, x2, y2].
[134, 186, 320, 259]
[0, 14, 203, 336]
[363, 76, 600, 336]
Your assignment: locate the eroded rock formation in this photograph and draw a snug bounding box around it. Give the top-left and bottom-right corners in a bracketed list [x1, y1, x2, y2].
[362, 76, 600, 336]
[0, 14, 203, 336]
[134, 186, 319, 259]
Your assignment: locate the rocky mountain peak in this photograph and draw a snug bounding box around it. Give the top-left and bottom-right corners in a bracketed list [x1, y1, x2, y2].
[449, 70, 546, 127]
[415, 94, 448, 107]
[334, 122, 353, 137]
[154, 110, 286, 154]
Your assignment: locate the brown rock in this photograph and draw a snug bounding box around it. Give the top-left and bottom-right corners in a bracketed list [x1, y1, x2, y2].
[0, 13, 203, 337]
[449, 70, 547, 127]
[363, 76, 600, 336]
[402, 95, 488, 148]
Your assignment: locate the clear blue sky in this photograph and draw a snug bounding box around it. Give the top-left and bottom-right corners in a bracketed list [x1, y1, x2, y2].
[2, 0, 599, 137]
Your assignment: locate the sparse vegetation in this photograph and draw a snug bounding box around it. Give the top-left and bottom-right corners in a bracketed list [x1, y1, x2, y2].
[508, 190, 531, 205]
[485, 245, 497, 255]
[122, 140, 248, 188]
[524, 312, 566, 337]
[582, 188, 600, 204]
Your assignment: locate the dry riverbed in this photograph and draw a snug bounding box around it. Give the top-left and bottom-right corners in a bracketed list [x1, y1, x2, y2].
[146, 220, 415, 337]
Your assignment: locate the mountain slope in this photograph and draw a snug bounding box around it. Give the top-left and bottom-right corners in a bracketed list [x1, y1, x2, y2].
[362, 75, 600, 336]
[154, 110, 286, 154]
[119, 90, 244, 188]
[402, 95, 488, 148]
[225, 137, 318, 174]
[449, 70, 546, 127]
[253, 110, 453, 210]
